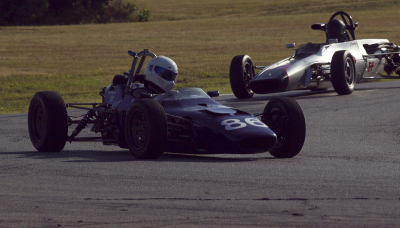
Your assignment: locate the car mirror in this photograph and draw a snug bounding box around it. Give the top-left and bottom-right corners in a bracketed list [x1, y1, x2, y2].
[311, 23, 326, 31]
[286, 43, 295, 49]
[140, 93, 152, 98]
[207, 90, 219, 97]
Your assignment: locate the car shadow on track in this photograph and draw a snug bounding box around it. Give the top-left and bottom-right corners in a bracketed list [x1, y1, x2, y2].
[220, 89, 335, 104]
[353, 85, 400, 92]
[159, 152, 278, 163]
[1, 150, 135, 162]
[220, 83, 400, 104]
[1, 150, 279, 163]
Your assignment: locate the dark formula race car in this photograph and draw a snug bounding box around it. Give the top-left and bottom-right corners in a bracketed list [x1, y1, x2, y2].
[230, 11, 400, 99]
[28, 49, 306, 159]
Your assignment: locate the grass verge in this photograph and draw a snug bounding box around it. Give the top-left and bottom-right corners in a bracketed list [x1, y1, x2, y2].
[1, 0, 400, 114]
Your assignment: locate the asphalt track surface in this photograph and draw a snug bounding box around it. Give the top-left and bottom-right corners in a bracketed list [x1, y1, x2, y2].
[1, 81, 400, 227]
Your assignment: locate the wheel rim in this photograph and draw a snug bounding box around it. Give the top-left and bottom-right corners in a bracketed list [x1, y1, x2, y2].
[243, 62, 254, 93]
[344, 58, 355, 86]
[32, 104, 45, 142]
[264, 108, 287, 148]
[129, 110, 149, 150]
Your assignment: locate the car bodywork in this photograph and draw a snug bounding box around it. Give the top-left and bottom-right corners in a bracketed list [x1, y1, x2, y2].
[95, 85, 277, 154]
[229, 11, 400, 98]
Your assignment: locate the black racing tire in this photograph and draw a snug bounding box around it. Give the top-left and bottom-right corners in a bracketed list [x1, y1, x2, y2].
[331, 50, 356, 95]
[28, 91, 68, 152]
[125, 98, 167, 159]
[261, 97, 306, 158]
[229, 55, 255, 99]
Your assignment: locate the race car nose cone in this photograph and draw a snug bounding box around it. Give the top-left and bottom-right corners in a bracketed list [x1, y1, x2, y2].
[239, 133, 277, 153]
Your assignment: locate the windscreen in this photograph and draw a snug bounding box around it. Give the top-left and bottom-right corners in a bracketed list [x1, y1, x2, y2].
[294, 42, 322, 59]
[155, 88, 210, 101]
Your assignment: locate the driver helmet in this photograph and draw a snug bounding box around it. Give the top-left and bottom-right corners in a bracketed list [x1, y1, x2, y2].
[144, 56, 178, 93]
[326, 19, 348, 42]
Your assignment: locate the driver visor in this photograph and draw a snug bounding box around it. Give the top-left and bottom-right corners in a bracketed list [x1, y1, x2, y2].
[155, 66, 178, 81]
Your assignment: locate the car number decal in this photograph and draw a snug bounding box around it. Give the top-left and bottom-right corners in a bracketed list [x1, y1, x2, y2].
[368, 62, 374, 72]
[221, 118, 267, 130]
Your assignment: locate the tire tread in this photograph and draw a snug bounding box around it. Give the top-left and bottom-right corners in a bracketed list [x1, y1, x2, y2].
[28, 91, 68, 152]
[331, 50, 355, 95]
[125, 98, 167, 159]
[263, 97, 306, 158]
[229, 55, 254, 99]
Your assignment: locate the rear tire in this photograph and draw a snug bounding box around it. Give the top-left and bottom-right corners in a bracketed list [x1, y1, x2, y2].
[28, 91, 68, 152]
[261, 97, 306, 158]
[125, 98, 167, 159]
[331, 50, 356, 95]
[229, 55, 255, 99]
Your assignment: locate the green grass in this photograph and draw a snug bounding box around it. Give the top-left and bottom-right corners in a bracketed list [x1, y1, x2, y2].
[1, 0, 400, 114]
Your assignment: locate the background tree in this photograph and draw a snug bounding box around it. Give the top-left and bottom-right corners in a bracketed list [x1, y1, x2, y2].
[0, 0, 150, 26]
[0, 0, 48, 26]
[47, 0, 111, 24]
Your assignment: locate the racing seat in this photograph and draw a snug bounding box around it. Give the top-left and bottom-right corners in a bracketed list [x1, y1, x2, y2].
[325, 19, 348, 43]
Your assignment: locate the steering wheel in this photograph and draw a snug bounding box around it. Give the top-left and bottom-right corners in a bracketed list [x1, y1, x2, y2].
[329, 11, 356, 40]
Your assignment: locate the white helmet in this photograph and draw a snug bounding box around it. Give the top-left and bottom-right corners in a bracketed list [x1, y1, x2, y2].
[144, 56, 178, 93]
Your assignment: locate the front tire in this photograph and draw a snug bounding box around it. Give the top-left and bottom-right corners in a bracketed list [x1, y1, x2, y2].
[229, 55, 255, 99]
[261, 97, 306, 158]
[331, 50, 356, 95]
[125, 98, 167, 159]
[28, 91, 68, 152]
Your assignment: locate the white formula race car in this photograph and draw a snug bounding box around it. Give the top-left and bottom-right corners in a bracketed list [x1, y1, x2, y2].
[229, 11, 400, 98]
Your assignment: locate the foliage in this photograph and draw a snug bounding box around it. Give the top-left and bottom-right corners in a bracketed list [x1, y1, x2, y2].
[0, 0, 150, 26]
[0, 0, 48, 26]
[46, 0, 110, 24]
[138, 8, 151, 22]
[107, 0, 138, 23]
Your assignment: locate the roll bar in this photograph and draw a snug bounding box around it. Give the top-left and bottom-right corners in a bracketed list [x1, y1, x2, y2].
[124, 49, 157, 95]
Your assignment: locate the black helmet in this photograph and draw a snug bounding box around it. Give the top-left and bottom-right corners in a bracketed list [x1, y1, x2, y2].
[326, 19, 348, 42]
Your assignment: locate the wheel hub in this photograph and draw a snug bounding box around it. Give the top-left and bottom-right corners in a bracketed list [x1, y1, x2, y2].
[243, 63, 254, 93]
[130, 111, 148, 150]
[345, 59, 354, 85]
[33, 104, 45, 141]
[264, 108, 287, 148]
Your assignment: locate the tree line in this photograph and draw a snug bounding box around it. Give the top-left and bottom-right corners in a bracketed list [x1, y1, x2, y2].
[0, 0, 150, 26]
